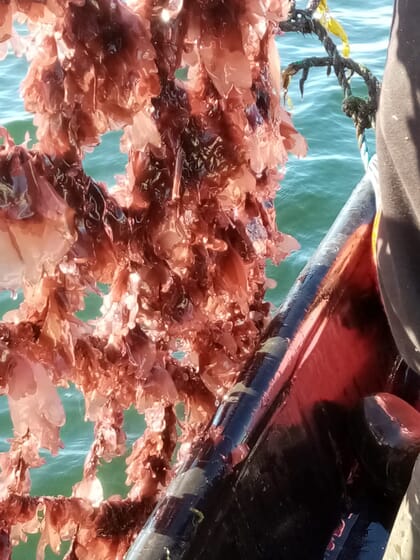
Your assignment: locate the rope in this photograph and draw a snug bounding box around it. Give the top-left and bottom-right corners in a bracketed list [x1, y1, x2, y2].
[342, 96, 375, 171]
[279, 6, 381, 171]
[306, 0, 322, 15]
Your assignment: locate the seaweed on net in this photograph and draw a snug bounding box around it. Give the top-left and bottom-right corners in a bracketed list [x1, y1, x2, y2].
[0, 0, 305, 557]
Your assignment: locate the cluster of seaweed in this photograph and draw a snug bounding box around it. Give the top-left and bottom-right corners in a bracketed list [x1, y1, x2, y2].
[0, 0, 305, 557]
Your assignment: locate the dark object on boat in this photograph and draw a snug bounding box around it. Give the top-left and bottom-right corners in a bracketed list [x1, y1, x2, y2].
[350, 393, 420, 496]
[324, 509, 391, 560]
[127, 173, 415, 560]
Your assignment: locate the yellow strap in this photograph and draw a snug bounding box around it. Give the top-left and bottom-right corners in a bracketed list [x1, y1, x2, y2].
[317, 0, 351, 57]
[371, 211, 380, 266]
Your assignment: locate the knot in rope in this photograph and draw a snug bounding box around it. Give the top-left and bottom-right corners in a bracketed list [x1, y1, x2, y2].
[342, 96, 375, 131]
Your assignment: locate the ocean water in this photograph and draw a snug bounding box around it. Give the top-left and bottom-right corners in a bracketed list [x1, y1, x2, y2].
[0, 2, 393, 558]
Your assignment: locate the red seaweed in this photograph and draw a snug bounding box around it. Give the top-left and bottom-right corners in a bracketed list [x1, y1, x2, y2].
[0, 0, 305, 556]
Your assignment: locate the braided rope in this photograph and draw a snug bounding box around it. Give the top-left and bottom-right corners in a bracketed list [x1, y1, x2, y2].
[306, 0, 322, 15]
[279, 7, 381, 170]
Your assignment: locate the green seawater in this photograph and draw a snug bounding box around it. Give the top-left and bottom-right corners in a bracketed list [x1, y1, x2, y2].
[0, 2, 393, 557]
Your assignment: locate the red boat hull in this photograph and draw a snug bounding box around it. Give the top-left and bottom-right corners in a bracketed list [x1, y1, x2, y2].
[127, 174, 400, 559]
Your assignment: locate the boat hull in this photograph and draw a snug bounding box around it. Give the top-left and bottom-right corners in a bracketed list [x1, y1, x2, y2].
[127, 174, 399, 560]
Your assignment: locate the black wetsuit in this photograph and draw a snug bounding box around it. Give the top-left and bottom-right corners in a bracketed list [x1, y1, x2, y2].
[376, 0, 420, 375]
